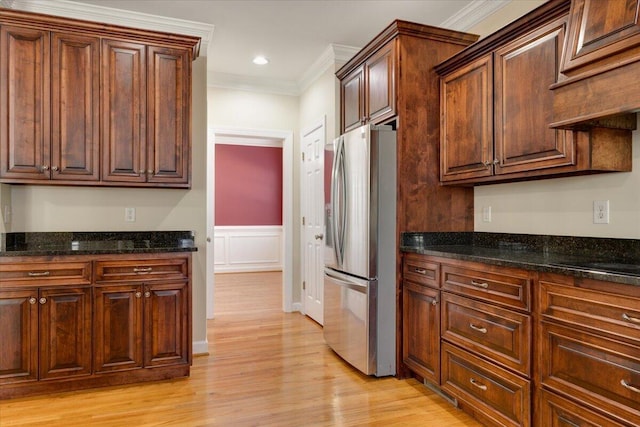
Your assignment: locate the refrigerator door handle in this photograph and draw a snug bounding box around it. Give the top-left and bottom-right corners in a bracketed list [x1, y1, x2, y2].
[324, 269, 368, 292]
[331, 135, 346, 267]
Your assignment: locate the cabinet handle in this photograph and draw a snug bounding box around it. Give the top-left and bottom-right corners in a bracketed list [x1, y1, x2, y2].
[429, 297, 438, 306]
[469, 323, 487, 334]
[135, 291, 142, 298]
[39, 297, 47, 305]
[469, 378, 487, 391]
[29, 297, 37, 305]
[470, 280, 489, 289]
[621, 379, 640, 393]
[482, 160, 491, 167]
[133, 267, 153, 274]
[622, 313, 640, 324]
[28, 271, 50, 277]
[144, 291, 151, 298]
[42, 165, 50, 171]
[413, 267, 427, 275]
[147, 170, 154, 174]
[51, 166, 59, 171]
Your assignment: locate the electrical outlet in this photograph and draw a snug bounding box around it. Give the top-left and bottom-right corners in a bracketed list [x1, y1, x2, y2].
[593, 200, 609, 224]
[2, 205, 10, 224]
[125, 207, 136, 222]
[482, 206, 492, 223]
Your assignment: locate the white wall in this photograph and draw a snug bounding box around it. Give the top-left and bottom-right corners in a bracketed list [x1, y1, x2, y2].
[469, 1, 640, 239]
[299, 65, 342, 143]
[8, 57, 210, 352]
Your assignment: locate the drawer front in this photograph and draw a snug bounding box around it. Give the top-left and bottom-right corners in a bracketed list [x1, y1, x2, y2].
[441, 263, 531, 311]
[403, 254, 439, 288]
[95, 257, 188, 282]
[0, 261, 91, 286]
[540, 322, 640, 426]
[441, 292, 531, 377]
[441, 341, 531, 427]
[539, 279, 640, 344]
[539, 389, 627, 427]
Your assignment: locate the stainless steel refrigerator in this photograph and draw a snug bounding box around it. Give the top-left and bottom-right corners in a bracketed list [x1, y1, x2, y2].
[323, 123, 396, 377]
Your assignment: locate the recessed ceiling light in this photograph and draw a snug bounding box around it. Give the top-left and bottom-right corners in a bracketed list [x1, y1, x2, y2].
[253, 55, 269, 65]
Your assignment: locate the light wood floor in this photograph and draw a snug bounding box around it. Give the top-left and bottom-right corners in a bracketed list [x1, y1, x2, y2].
[0, 272, 482, 426]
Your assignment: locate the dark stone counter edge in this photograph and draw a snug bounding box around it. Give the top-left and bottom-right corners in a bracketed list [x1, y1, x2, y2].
[400, 232, 640, 287]
[0, 246, 197, 257]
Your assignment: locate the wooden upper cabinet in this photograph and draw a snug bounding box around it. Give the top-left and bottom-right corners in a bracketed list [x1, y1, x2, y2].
[341, 66, 364, 132]
[146, 46, 190, 185]
[101, 39, 147, 184]
[339, 40, 395, 133]
[51, 32, 100, 181]
[0, 25, 50, 181]
[494, 16, 575, 175]
[560, 0, 640, 77]
[440, 55, 493, 183]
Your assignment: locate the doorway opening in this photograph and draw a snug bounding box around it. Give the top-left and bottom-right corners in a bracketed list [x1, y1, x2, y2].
[207, 127, 294, 319]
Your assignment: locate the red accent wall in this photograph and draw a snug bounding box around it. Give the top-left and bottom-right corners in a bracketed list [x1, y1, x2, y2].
[215, 144, 283, 226]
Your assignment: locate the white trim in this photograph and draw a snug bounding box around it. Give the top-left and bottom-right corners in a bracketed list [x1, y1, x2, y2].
[292, 302, 302, 313]
[1, 0, 16, 8]
[441, 0, 512, 31]
[209, 126, 294, 314]
[214, 226, 283, 273]
[207, 71, 299, 96]
[297, 44, 360, 93]
[192, 340, 209, 356]
[215, 135, 283, 148]
[8, 0, 214, 55]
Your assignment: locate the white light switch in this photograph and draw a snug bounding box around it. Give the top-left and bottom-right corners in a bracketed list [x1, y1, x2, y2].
[125, 207, 136, 222]
[593, 200, 609, 224]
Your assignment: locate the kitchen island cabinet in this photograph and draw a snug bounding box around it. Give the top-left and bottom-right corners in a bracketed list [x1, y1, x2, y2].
[0, 9, 198, 188]
[0, 232, 195, 399]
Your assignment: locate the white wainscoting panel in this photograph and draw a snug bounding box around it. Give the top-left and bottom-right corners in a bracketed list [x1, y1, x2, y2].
[214, 226, 283, 273]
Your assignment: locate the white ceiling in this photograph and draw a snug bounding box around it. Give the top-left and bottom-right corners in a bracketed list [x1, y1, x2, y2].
[4, 0, 512, 94]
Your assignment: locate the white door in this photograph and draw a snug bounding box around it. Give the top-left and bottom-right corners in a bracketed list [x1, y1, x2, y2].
[301, 119, 325, 324]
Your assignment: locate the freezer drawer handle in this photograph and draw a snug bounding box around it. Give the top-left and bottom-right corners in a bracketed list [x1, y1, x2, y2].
[621, 379, 640, 393]
[470, 280, 489, 289]
[469, 378, 487, 391]
[622, 313, 640, 324]
[469, 323, 487, 334]
[325, 272, 367, 291]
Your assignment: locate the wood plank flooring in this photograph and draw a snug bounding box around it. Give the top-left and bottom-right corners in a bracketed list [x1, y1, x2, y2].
[0, 272, 481, 426]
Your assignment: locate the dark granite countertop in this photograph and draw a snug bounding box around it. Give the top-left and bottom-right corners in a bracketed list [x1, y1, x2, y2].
[401, 232, 640, 287]
[0, 231, 197, 257]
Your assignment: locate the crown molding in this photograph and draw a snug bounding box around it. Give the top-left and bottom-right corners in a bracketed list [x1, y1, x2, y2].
[7, 0, 214, 56]
[297, 44, 360, 93]
[441, 0, 511, 31]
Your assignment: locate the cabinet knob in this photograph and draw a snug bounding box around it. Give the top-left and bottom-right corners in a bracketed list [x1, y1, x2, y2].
[29, 297, 37, 305]
[51, 166, 59, 171]
[42, 165, 50, 171]
[314, 234, 324, 240]
[135, 291, 142, 298]
[482, 160, 491, 167]
[144, 291, 151, 298]
[39, 297, 47, 305]
[147, 170, 154, 174]
[139, 170, 145, 174]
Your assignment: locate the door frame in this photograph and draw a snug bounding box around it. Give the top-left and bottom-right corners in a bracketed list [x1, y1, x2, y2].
[207, 127, 294, 318]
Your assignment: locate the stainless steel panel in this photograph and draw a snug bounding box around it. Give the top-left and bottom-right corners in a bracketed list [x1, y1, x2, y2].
[323, 268, 376, 375]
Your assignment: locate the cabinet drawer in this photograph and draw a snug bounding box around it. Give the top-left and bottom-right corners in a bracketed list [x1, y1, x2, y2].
[539, 388, 628, 427]
[441, 292, 531, 377]
[441, 341, 531, 427]
[95, 257, 188, 282]
[539, 279, 640, 345]
[540, 322, 640, 426]
[403, 254, 439, 288]
[0, 262, 91, 286]
[441, 263, 531, 311]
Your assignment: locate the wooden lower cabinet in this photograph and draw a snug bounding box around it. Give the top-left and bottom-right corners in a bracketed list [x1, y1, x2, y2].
[0, 252, 192, 399]
[539, 388, 629, 427]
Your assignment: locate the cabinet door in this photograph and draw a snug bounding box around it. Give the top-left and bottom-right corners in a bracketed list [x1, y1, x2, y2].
[101, 39, 147, 183]
[0, 289, 38, 384]
[341, 66, 364, 133]
[440, 55, 493, 182]
[402, 281, 440, 384]
[94, 284, 144, 373]
[366, 41, 395, 125]
[494, 16, 575, 175]
[147, 46, 190, 186]
[0, 25, 50, 181]
[38, 286, 92, 380]
[144, 281, 190, 367]
[561, 0, 640, 76]
[50, 32, 100, 181]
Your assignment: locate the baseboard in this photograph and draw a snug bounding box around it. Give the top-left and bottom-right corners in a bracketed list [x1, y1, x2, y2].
[291, 302, 302, 313]
[192, 339, 209, 356]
